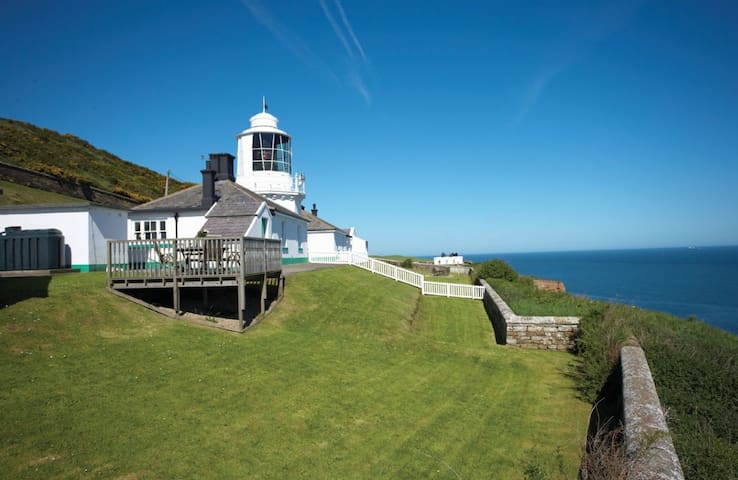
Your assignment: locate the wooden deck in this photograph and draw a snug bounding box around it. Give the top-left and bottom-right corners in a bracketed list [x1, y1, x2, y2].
[107, 237, 282, 328]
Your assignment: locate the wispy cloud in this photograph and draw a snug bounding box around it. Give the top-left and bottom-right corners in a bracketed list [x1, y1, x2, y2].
[510, 0, 644, 127]
[328, 0, 369, 65]
[240, 0, 337, 82]
[319, 0, 372, 105]
[241, 0, 372, 105]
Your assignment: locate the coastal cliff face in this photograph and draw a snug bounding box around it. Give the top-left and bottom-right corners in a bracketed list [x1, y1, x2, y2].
[534, 278, 566, 292]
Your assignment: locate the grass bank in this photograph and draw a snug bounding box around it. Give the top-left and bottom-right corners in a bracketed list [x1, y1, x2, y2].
[576, 305, 738, 479]
[477, 262, 738, 479]
[485, 276, 597, 317]
[0, 268, 588, 479]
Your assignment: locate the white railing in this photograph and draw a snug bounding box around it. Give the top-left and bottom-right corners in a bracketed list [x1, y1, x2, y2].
[422, 281, 484, 300]
[308, 251, 482, 300]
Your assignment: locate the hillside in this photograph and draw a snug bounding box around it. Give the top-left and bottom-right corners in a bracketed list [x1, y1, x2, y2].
[0, 118, 192, 203]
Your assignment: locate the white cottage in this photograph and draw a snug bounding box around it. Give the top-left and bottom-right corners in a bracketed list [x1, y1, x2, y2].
[300, 203, 368, 257]
[0, 202, 128, 271]
[129, 153, 309, 264]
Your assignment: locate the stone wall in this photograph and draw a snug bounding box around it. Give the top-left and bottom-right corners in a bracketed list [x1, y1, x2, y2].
[479, 279, 580, 351]
[0, 161, 139, 208]
[621, 345, 684, 479]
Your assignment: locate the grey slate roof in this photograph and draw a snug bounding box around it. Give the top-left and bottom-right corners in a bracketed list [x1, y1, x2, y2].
[201, 216, 256, 237]
[300, 210, 349, 234]
[132, 181, 263, 214]
[132, 180, 307, 236]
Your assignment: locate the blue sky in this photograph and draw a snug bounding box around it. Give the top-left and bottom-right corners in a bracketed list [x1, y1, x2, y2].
[2, 0, 737, 254]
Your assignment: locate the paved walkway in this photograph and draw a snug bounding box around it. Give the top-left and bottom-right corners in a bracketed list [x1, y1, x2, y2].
[282, 263, 341, 277]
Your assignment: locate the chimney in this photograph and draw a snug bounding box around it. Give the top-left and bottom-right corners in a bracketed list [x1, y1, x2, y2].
[209, 153, 235, 181]
[201, 168, 216, 208]
[311, 203, 318, 216]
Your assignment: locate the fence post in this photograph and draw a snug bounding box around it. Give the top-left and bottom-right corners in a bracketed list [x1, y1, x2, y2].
[446, 283, 450, 297]
[394, 265, 398, 281]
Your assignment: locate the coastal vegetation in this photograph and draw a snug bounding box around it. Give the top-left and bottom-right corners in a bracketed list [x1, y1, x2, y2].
[477, 261, 738, 479]
[0, 267, 588, 479]
[0, 118, 192, 203]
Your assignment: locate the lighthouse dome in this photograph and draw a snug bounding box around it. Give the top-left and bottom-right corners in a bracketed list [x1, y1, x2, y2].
[249, 111, 279, 129]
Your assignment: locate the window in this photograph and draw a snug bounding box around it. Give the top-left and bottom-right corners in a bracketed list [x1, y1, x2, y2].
[252, 132, 292, 173]
[281, 221, 288, 254]
[134, 220, 167, 240]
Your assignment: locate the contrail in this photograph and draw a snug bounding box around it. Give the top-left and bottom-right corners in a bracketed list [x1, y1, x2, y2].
[241, 0, 338, 82]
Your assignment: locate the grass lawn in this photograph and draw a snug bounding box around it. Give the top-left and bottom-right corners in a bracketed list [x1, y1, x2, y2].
[1, 267, 588, 479]
[372, 254, 431, 263]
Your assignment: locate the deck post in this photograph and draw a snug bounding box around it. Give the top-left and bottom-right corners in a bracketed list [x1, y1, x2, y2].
[106, 241, 112, 287]
[172, 238, 180, 313]
[238, 237, 247, 327]
[261, 274, 270, 314]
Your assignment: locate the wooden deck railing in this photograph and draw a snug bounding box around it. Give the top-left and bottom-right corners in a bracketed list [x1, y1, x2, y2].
[107, 237, 282, 282]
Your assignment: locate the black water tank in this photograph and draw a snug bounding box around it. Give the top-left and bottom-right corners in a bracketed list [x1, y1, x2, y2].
[0, 227, 66, 271]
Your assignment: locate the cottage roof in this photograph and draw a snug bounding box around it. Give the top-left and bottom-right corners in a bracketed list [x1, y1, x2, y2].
[300, 210, 349, 234]
[131, 180, 306, 236]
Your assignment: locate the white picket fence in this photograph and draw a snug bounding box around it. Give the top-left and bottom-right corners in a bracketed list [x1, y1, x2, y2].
[308, 252, 484, 300]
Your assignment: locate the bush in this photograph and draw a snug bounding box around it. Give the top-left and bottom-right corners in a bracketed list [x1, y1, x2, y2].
[477, 259, 518, 282]
[400, 258, 413, 269]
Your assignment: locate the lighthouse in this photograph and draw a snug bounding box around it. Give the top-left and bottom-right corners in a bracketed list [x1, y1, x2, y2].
[236, 100, 305, 214]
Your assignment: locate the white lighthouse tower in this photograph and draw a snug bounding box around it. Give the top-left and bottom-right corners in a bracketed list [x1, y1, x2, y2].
[236, 99, 305, 213]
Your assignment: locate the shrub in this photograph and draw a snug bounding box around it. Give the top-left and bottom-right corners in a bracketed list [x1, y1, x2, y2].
[400, 258, 413, 269]
[478, 259, 518, 282]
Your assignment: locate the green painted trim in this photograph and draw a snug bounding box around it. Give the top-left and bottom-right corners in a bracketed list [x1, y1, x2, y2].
[281, 257, 308, 265]
[128, 242, 173, 249]
[71, 264, 106, 273]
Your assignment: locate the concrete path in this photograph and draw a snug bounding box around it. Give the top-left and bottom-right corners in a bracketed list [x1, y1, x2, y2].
[282, 263, 342, 276]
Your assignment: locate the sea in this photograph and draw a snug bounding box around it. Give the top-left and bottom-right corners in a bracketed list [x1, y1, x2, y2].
[459, 247, 738, 335]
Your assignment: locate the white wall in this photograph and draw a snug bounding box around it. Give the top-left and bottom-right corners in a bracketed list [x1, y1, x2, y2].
[272, 212, 308, 260]
[2, 208, 91, 268]
[434, 256, 464, 265]
[176, 212, 207, 238]
[307, 231, 338, 253]
[244, 203, 272, 238]
[1, 206, 130, 269]
[351, 233, 369, 255]
[89, 207, 128, 266]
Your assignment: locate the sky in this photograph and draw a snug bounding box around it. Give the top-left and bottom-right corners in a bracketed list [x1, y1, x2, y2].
[2, 0, 737, 255]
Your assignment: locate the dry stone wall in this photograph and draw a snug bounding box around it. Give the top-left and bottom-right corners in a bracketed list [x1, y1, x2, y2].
[479, 279, 580, 350]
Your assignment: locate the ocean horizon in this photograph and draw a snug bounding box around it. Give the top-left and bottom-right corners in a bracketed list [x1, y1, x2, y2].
[420, 246, 738, 334]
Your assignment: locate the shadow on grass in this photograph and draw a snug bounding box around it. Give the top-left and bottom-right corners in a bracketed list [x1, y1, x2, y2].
[0, 276, 51, 306]
[121, 283, 280, 326]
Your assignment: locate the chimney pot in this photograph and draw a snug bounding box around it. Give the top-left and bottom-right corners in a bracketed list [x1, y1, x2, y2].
[208, 153, 235, 181]
[311, 203, 318, 216]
